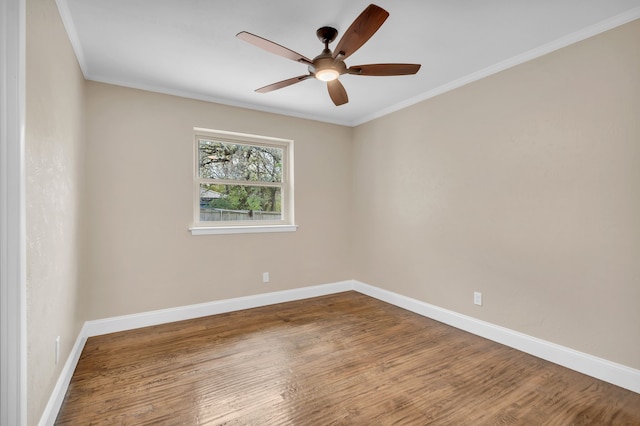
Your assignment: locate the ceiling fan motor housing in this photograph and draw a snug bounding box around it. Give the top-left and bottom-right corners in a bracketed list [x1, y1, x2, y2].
[310, 53, 346, 79]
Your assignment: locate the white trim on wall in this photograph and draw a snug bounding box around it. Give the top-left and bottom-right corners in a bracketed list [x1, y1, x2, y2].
[37, 333, 87, 426]
[39, 280, 640, 425]
[353, 6, 640, 126]
[54, 0, 88, 76]
[0, 0, 27, 424]
[83, 281, 353, 337]
[352, 281, 640, 396]
[189, 224, 298, 235]
[53, 1, 640, 128]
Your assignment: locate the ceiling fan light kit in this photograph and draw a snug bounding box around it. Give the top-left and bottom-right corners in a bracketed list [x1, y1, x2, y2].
[237, 4, 421, 106]
[315, 68, 340, 82]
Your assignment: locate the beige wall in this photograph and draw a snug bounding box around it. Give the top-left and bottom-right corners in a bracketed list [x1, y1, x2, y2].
[25, 0, 87, 423]
[352, 20, 640, 369]
[83, 83, 353, 319]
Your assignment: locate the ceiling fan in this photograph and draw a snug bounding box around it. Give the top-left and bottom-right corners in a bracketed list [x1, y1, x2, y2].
[236, 4, 421, 106]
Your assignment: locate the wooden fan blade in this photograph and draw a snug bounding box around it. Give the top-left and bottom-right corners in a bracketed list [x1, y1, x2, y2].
[348, 63, 421, 76]
[333, 4, 389, 60]
[237, 31, 312, 65]
[327, 80, 348, 106]
[256, 74, 313, 93]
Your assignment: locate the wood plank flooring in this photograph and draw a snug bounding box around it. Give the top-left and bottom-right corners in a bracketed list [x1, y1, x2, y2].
[56, 291, 640, 425]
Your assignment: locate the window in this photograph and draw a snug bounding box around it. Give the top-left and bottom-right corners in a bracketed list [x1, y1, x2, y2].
[191, 128, 295, 235]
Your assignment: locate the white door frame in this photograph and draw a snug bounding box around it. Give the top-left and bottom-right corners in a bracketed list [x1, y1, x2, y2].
[1, 0, 27, 424]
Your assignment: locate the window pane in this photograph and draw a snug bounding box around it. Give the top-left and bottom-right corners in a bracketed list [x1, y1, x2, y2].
[199, 139, 283, 182]
[200, 184, 282, 222]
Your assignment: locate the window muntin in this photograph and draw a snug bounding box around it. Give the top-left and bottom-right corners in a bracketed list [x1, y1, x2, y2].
[194, 129, 293, 229]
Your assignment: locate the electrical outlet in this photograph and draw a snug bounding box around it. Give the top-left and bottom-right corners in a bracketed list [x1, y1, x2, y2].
[55, 336, 60, 365]
[474, 292, 482, 306]
[262, 272, 269, 283]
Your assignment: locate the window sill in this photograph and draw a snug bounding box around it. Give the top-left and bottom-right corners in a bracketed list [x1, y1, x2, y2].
[189, 224, 298, 235]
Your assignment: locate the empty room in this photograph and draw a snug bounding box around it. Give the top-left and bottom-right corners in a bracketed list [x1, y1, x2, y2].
[2, 0, 640, 424]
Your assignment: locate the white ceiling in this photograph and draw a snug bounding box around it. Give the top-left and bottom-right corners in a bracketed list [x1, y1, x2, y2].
[58, 0, 640, 126]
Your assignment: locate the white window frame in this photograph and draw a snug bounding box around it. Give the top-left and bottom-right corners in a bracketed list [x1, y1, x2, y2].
[189, 128, 296, 235]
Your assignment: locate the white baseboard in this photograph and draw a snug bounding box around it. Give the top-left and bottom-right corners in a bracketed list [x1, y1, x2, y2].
[38, 327, 88, 426]
[40, 279, 640, 425]
[83, 280, 354, 337]
[352, 280, 640, 395]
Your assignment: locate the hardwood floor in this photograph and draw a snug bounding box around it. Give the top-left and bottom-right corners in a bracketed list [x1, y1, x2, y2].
[56, 291, 640, 425]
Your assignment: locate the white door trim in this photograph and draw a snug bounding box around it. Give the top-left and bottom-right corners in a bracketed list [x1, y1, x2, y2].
[0, 0, 27, 424]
